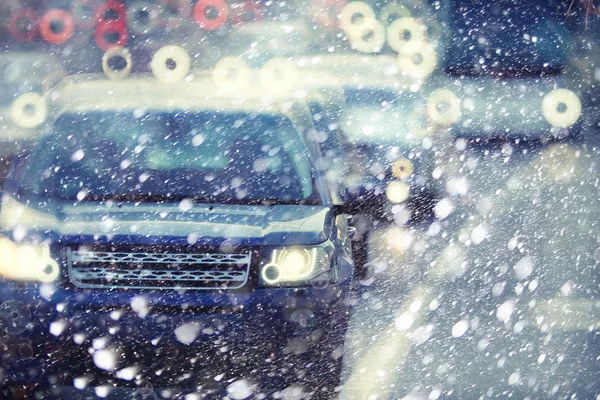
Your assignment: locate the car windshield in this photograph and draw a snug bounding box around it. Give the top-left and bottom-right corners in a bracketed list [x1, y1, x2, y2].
[18, 111, 319, 205]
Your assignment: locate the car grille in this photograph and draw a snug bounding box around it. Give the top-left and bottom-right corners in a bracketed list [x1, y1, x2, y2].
[66, 248, 252, 290]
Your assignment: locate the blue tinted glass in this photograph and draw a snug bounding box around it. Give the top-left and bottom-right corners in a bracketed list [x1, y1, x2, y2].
[16, 111, 318, 204]
[446, 0, 570, 75]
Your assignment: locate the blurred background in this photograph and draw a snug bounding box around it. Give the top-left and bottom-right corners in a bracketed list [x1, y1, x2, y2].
[1, 0, 600, 399]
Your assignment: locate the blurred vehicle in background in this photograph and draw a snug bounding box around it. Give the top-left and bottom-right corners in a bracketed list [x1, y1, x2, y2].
[0, 52, 65, 155]
[295, 54, 438, 222]
[0, 52, 65, 205]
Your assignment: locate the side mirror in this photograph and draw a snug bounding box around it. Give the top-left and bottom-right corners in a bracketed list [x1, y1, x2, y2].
[335, 176, 436, 223]
[337, 177, 386, 215]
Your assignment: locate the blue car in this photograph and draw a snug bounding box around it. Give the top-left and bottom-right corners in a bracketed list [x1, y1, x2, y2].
[0, 73, 365, 398]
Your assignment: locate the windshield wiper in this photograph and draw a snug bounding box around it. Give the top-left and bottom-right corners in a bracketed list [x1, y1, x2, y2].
[241, 199, 322, 206]
[86, 193, 187, 203]
[82, 194, 321, 206]
[443, 65, 564, 78]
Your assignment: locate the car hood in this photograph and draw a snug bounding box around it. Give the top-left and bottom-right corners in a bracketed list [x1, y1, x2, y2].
[0, 196, 333, 246]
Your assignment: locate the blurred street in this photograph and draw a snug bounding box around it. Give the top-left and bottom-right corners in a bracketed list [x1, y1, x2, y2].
[342, 134, 600, 399]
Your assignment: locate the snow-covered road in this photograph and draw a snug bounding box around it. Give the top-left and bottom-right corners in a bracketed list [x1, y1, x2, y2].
[342, 136, 600, 399]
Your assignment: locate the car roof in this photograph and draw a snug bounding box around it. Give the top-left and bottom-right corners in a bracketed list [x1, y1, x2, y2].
[47, 53, 404, 114]
[47, 73, 315, 116]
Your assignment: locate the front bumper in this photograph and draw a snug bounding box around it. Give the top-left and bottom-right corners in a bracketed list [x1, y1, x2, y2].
[0, 283, 351, 398]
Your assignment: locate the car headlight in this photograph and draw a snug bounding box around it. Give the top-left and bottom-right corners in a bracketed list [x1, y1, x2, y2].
[260, 246, 333, 287]
[0, 235, 59, 283]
